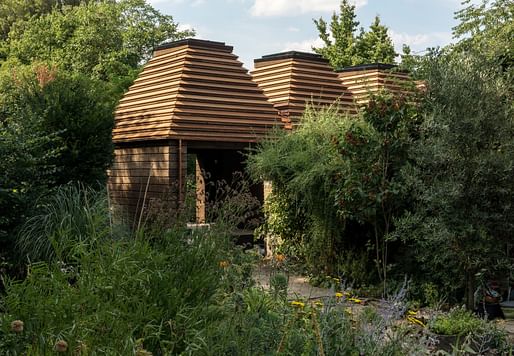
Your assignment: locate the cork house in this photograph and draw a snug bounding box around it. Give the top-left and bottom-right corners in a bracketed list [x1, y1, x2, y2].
[108, 38, 418, 226]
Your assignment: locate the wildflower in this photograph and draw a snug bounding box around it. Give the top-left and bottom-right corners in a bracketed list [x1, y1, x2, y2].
[407, 310, 417, 316]
[407, 316, 425, 327]
[314, 301, 323, 308]
[275, 254, 285, 262]
[336, 291, 350, 299]
[291, 300, 305, 308]
[11, 320, 23, 333]
[219, 260, 229, 268]
[348, 297, 363, 304]
[344, 307, 353, 315]
[54, 340, 68, 353]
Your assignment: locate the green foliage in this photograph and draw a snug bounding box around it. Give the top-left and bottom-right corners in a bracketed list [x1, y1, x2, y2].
[0, 186, 509, 355]
[249, 92, 419, 284]
[258, 190, 309, 261]
[0, 185, 255, 354]
[355, 16, 396, 65]
[248, 105, 351, 274]
[0, 63, 115, 257]
[1, 64, 115, 185]
[430, 307, 482, 336]
[16, 184, 115, 263]
[453, 0, 513, 68]
[0, 0, 87, 41]
[397, 51, 514, 306]
[313, 0, 396, 69]
[1, 0, 193, 83]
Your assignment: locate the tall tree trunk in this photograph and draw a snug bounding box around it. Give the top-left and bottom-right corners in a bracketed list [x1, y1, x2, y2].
[466, 271, 476, 310]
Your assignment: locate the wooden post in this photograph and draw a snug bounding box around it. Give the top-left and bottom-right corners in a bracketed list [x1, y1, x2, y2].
[263, 180, 273, 258]
[196, 156, 206, 223]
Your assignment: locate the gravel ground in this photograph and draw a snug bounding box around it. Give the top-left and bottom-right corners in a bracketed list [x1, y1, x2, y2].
[253, 260, 514, 344]
[253, 261, 332, 300]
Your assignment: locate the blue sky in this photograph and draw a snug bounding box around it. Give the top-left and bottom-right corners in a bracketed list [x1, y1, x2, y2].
[148, 0, 474, 69]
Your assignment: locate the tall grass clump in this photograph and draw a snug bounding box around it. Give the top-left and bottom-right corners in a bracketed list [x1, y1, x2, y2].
[15, 183, 117, 263]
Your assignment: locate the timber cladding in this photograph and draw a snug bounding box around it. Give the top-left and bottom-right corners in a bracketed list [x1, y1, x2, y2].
[251, 51, 356, 128]
[337, 64, 414, 106]
[113, 39, 281, 143]
[108, 141, 187, 224]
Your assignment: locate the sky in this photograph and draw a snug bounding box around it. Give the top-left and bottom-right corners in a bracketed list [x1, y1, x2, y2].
[148, 0, 474, 70]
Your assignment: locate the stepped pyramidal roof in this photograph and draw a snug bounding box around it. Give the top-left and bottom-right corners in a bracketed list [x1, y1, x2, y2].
[113, 38, 281, 143]
[251, 51, 355, 128]
[337, 63, 414, 105]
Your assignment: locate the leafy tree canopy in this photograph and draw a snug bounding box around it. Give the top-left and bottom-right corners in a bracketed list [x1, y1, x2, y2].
[0, 0, 91, 40]
[453, 0, 513, 68]
[313, 0, 396, 69]
[0, 0, 194, 82]
[398, 51, 514, 306]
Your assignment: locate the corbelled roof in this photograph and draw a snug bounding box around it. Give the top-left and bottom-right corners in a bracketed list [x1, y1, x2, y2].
[113, 38, 280, 143]
[251, 51, 355, 127]
[337, 64, 414, 105]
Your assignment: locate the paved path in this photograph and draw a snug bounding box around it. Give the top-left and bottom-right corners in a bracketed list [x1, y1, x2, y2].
[253, 261, 332, 299]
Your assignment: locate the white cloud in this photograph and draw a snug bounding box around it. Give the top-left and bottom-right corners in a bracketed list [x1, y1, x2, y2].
[178, 23, 195, 32]
[282, 38, 324, 52]
[389, 30, 453, 51]
[250, 0, 367, 17]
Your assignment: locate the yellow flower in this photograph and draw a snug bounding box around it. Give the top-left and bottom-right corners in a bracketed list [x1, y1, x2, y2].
[348, 297, 363, 304]
[219, 260, 229, 268]
[407, 316, 425, 327]
[291, 300, 305, 308]
[314, 301, 323, 308]
[54, 340, 68, 353]
[10, 320, 23, 333]
[335, 292, 344, 298]
[407, 310, 417, 316]
[275, 254, 285, 262]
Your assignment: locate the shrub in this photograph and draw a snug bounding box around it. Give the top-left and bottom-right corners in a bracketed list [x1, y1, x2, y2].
[429, 307, 511, 354]
[430, 307, 483, 336]
[249, 92, 419, 289]
[0, 63, 115, 260]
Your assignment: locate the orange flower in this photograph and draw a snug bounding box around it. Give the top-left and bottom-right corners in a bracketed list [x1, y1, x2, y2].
[275, 254, 285, 262]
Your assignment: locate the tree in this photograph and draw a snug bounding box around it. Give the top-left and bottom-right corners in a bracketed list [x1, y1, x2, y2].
[313, 1, 396, 70]
[0, 0, 89, 40]
[1, 63, 116, 186]
[313, 0, 360, 69]
[333, 92, 419, 293]
[453, 0, 513, 68]
[1, 0, 193, 82]
[355, 16, 396, 65]
[399, 52, 514, 307]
